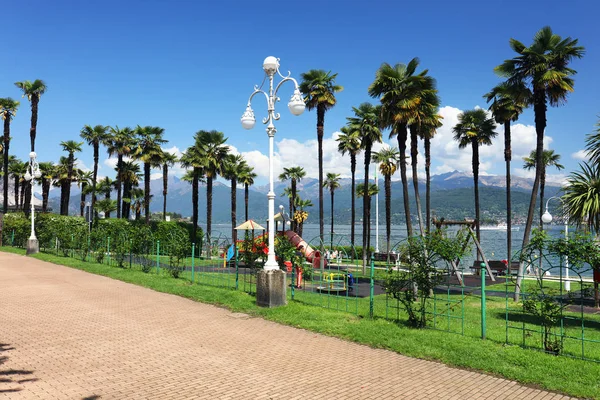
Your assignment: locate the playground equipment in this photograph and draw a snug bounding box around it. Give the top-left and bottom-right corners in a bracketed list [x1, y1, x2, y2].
[284, 231, 326, 269]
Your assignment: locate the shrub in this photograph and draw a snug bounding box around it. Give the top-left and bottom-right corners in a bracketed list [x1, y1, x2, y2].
[155, 221, 190, 278]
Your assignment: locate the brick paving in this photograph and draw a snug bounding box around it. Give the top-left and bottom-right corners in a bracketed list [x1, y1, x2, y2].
[0, 252, 574, 399]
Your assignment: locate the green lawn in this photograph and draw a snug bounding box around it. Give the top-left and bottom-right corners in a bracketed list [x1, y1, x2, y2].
[3, 245, 600, 399]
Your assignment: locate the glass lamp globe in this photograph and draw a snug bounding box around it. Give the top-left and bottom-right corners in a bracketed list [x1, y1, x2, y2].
[24, 172, 32, 181]
[263, 56, 279, 74]
[241, 105, 256, 130]
[29, 151, 36, 159]
[541, 211, 553, 224]
[34, 171, 42, 179]
[288, 89, 305, 116]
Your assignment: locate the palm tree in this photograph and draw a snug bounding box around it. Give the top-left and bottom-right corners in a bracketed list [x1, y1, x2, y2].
[356, 182, 380, 267]
[279, 166, 306, 232]
[418, 111, 443, 231]
[133, 126, 167, 224]
[59, 140, 83, 216]
[37, 161, 54, 212]
[80, 124, 109, 221]
[453, 109, 498, 246]
[337, 125, 361, 248]
[223, 153, 247, 244]
[373, 146, 399, 256]
[294, 197, 313, 238]
[299, 69, 343, 241]
[0, 98, 19, 213]
[96, 198, 117, 218]
[120, 161, 141, 220]
[97, 177, 115, 217]
[159, 150, 178, 221]
[323, 172, 341, 248]
[485, 81, 528, 264]
[523, 149, 564, 229]
[281, 187, 294, 222]
[347, 103, 382, 270]
[129, 188, 145, 221]
[239, 165, 257, 222]
[78, 170, 93, 217]
[369, 59, 429, 237]
[106, 126, 135, 219]
[180, 146, 205, 245]
[495, 27, 584, 299]
[194, 130, 229, 258]
[8, 158, 25, 210]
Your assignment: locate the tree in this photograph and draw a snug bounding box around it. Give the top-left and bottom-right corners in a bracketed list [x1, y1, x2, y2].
[37, 161, 54, 212]
[323, 172, 341, 248]
[523, 149, 564, 230]
[373, 146, 399, 256]
[485, 81, 528, 264]
[8, 158, 25, 210]
[96, 198, 117, 218]
[418, 111, 443, 231]
[0, 98, 19, 213]
[369, 59, 430, 237]
[80, 124, 109, 221]
[15, 79, 47, 217]
[194, 130, 228, 257]
[347, 103, 382, 271]
[159, 150, 178, 221]
[106, 126, 135, 219]
[133, 126, 167, 224]
[356, 181, 380, 263]
[180, 144, 205, 246]
[337, 125, 361, 249]
[119, 161, 141, 220]
[279, 166, 306, 232]
[239, 165, 257, 222]
[299, 69, 343, 241]
[452, 109, 498, 246]
[294, 197, 313, 238]
[59, 140, 83, 216]
[78, 170, 93, 217]
[97, 177, 114, 217]
[223, 153, 247, 244]
[495, 26, 584, 300]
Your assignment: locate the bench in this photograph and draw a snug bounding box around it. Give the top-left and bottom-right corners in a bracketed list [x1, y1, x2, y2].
[471, 260, 520, 276]
[373, 252, 400, 262]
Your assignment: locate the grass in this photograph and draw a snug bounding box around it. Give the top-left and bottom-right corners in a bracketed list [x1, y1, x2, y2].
[3, 245, 600, 399]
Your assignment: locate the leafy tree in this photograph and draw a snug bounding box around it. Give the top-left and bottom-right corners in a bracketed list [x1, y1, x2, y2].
[453, 109, 498, 245]
[299, 69, 343, 241]
[323, 172, 341, 248]
[373, 146, 399, 256]
[0, 98, 19, 213]
[279, 166, 306, 232]
[59, 140, 83, 215]
[523, 149, 564, 229]
[337, 125, 361, 248]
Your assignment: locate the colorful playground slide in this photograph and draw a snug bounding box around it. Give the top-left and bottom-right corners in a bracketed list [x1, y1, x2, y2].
[284, 230, 326, 268]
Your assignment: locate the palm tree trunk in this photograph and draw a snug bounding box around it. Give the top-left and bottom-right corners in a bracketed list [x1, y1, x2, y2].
[516, 90, 546, 301]
[144, 162, 151, 224]
[30, 96, 38, 152]
[42, 178, 49, 212]
[65, 155, 74, 214]
[411, 126, 425, 236]
[191, 168, 199, 249]
[207, 176, 213, 259]
[116, 155, 123, 219]
[291, 180, 297, 232]
[330, 189, 334, 248]
[14, 177, 19, 211]
[2, 118, 10, 213]
[504, 121, 512, 271]
[385, 174, 391, 256]
[350, 153, 356, 250]
[244, 184, 249, 222]
[123, 182, 131, 220]
[105, 189, 111, 219]
[163, 163, 168, 220]
[472, 140, 481, 247]
[24, 186, 31, 218]
[231, 177, 237, 245]
[539, 169, 546, 273]
[362, 142, 372, 273]
[91, 144, 99, 222]
[425, 136, 431, 232]
[317, 106, 325, 241]
[80, 183, 86, 217]
[397, 124, 412, 237]
[22, 185, 27, 213]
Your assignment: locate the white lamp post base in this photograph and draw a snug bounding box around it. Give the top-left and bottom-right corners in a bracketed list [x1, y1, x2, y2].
[256, 269, 287, 308]
[26, 238, 39, 255]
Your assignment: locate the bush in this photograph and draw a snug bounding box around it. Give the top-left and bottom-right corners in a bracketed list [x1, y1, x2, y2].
[155, 221, 190, 278]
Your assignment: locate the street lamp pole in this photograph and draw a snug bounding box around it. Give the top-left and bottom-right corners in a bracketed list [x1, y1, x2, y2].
[24, 151, 41, 255]
[241, 56, 305, 271]
[541, 196, 570, 291]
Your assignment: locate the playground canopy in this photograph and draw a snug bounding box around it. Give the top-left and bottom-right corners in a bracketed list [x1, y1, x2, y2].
[234, 220, 266, 231]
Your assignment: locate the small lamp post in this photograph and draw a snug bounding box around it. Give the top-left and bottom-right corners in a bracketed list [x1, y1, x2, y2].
[241, 56, 305, 307]
[542, 196, 570, 291]
[24, 151, 42, 255]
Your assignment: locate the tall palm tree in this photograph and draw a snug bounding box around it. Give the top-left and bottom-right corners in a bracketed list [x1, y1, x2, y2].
[281, 187, 294, 222]
[369, 59, 429, 237]
[80, 124, 109, 221]
[337, 125, 361, 248]
[180, 145, 205, 245]
[37, 161, 54, 212]
[294, 197, 313, 238]
[495, 27, 584, 299]
[356, 182, 380, 267]
[299, 70, 343, 241]
[373, 146, 399, 256]
[323, 172, 341, 248]
[59, 140, 83, 215]
[159, 150, 178, 221]
[0, 98, 19, 213]
[485, 81, 528, 264]
[78, 170, 93, 217]
[197, 130, 228, 257]
[347, 103, 382, 270]
[523, 149, 564, 229]
[120, 161, 141, 220]
[8, 158, 25, 210]
[418, 111, 443, 231]
[223, 154, 247, 244]
[453, 109, 498, 246]
[278, 166, 306, 232]
[239, 165, 257, 222]
[96, 198, 117, 218]
[133, 126, 167, 224]
[106, 126, 135, 219]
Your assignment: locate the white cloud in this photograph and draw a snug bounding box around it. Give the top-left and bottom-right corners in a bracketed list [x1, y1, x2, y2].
[74, 160, 92, 172]
[571, 149, 588, 161]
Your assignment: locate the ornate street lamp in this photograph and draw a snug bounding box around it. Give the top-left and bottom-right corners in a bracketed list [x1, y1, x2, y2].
[24, 151, 41, 255]
[241, 56, 305, 307]
[542, 196, 570, 291]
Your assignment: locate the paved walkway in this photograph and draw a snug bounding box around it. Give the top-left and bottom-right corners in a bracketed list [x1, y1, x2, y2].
[0, 252, 573, 399]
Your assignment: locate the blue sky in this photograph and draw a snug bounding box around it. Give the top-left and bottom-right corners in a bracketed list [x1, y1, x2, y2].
[2, 0, 599, 185]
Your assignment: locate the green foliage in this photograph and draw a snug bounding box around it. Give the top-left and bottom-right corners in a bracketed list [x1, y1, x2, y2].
[385, 229, 470, 328]
[522, 289, 570, 355]
[155, 221, 190, 278]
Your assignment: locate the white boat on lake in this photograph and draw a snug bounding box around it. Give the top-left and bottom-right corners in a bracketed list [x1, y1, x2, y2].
[479, 224, 520, 231]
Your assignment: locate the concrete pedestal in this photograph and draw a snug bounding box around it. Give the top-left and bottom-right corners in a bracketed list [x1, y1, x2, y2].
[26, 238, 39, 255]
[256, 269, 287, 308]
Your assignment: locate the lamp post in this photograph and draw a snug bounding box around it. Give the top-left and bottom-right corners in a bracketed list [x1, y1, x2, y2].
[24, 151, 41, 255]
[374, 168, 379, 253]
[541, 196, 570, 291]
[241, 57, 305, 307]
